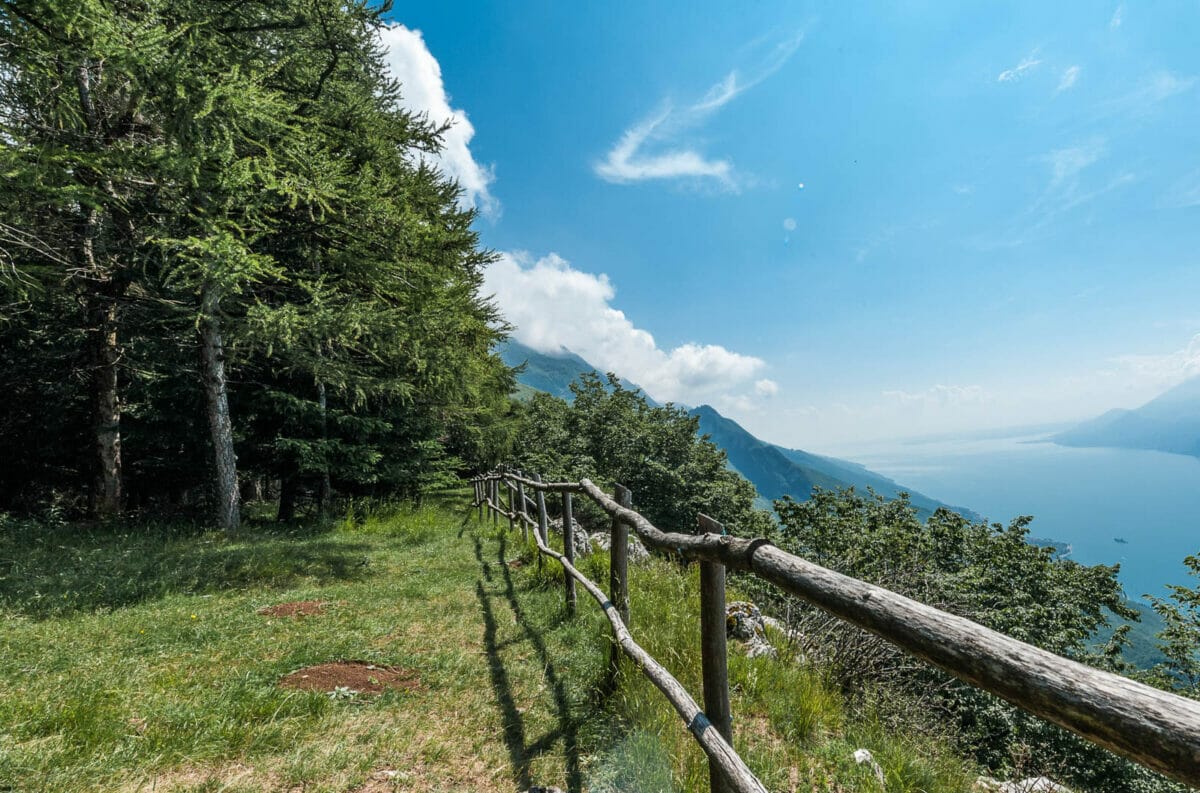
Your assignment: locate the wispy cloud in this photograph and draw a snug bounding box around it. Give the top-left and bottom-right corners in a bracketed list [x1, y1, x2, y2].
[1046, 140, 1105, 188]
[997, 51, 1042, 83]
[979, 138, 1135, 248]
[1031, 139, 1134, 222]
[1160, 168, 1200, 209]
[1096, 70, 1197, 119]
[1057, 65, 1081, 93]
[595, 29, 806, 188]
[1136, 71, 1197, 103]
[1110, 4, 1124, 29]
[882, 384, 991, 408]
[594, 105, 735, 186]
[379, 25, 499, 218]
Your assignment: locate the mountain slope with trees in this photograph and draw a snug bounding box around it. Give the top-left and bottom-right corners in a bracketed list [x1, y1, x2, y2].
[498, 340, 961, 512]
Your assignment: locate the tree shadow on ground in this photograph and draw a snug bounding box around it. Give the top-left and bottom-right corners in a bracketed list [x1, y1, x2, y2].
[474, 531, 584, 793]
[0, 519, 374, 620]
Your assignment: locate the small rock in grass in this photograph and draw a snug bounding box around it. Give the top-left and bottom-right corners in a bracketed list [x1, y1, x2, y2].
[853, 748, 886, 786]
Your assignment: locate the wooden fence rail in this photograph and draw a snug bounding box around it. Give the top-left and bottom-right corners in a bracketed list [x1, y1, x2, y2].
[472, 469, 1200, 790]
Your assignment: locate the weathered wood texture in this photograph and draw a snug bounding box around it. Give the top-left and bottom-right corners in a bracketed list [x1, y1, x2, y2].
[474, 471, 1200, 787]
[516, 479, 528, 542]
[535, 474, 548, 571]
[609, 483, 632, 683]
[563, 491, 577, 614]
[698, 513, 733, 793]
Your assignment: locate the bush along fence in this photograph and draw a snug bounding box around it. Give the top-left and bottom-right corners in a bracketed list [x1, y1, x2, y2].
[470, 469, 1200, 792]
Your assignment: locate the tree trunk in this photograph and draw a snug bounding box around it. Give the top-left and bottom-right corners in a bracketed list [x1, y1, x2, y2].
[199, 285, 240, 533]
[277, 474, 298, 522]
[316, 379, 331, 514]
[91, 296, 122, 516]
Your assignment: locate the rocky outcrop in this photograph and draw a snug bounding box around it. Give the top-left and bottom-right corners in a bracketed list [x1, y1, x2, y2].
[547, 515, 592, 557]
[590, 529, 650, 561]
[726, 601, 776, 659]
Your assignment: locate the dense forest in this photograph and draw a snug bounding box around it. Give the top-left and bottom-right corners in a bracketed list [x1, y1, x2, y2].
[0, 0, 517, 530]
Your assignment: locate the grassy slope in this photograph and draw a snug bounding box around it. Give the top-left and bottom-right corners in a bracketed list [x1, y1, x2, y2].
[0, 500, 976, 792]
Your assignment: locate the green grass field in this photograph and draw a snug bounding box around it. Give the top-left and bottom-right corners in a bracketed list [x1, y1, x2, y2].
[0, 498, 976, 792]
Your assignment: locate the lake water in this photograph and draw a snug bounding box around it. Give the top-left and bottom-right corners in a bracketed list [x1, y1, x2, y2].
[834, 434, 1200, 603]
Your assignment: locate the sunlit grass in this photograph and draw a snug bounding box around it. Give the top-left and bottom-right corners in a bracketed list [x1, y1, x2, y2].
[0, 500, 978, 791]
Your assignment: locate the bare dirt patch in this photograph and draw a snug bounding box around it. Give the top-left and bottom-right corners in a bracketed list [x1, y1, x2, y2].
[257, 599, 328, 617]
[279, 661, 421, 694]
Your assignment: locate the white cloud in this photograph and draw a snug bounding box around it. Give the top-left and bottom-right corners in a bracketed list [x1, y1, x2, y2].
[595, 29, 805, 188]
[997, 52, 1042, 83]
[715, 394, 759, 414]
[782, 218, 797, 232]
[1112, 334, 1200, 388]
[882, 384, 991, 408]
[378, 25, 498, 218]
[1110, 5, 1124, 29]
[1057, 65, 1081, 93]
[755, 379, 780, 397]
[485, 252, 767, 403]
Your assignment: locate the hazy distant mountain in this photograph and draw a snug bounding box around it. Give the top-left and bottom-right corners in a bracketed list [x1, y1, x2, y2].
[497, 338, 963, 513]
[496, 339, 659, 405]
[688, 405, 971, 517]
[1055, 376, 1200, 458]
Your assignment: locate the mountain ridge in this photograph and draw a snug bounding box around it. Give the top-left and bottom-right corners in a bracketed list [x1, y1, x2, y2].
[1055, 376, 1200, 458]
[498, 338, 968, 515]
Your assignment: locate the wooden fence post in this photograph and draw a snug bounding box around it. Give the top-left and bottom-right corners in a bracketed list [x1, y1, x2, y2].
[563, 491, 576, 615]
[535, 474, 549, 570]
[516, 476, 528, 543]
[698, 513, 733, 793]
[491, 479, 499, 528]
[609, 483, 633, 683]
[506, 479, 515, 533]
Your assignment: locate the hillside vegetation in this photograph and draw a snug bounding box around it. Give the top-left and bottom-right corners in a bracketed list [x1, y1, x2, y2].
[506, 376, 1199, 793]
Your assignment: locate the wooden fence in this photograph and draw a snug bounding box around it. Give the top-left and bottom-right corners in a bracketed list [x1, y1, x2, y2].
[470, 469, 1200, 792]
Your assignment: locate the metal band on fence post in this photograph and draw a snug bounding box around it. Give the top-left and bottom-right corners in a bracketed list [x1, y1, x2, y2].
[535, 474, 549, 570]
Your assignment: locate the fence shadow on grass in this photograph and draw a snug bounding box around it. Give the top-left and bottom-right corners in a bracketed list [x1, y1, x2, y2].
[473, 531, 585, 793]
[0, 518, 374, 619]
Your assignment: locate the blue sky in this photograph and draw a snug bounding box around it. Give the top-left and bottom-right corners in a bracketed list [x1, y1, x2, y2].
[381, 2, 1200, 451]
